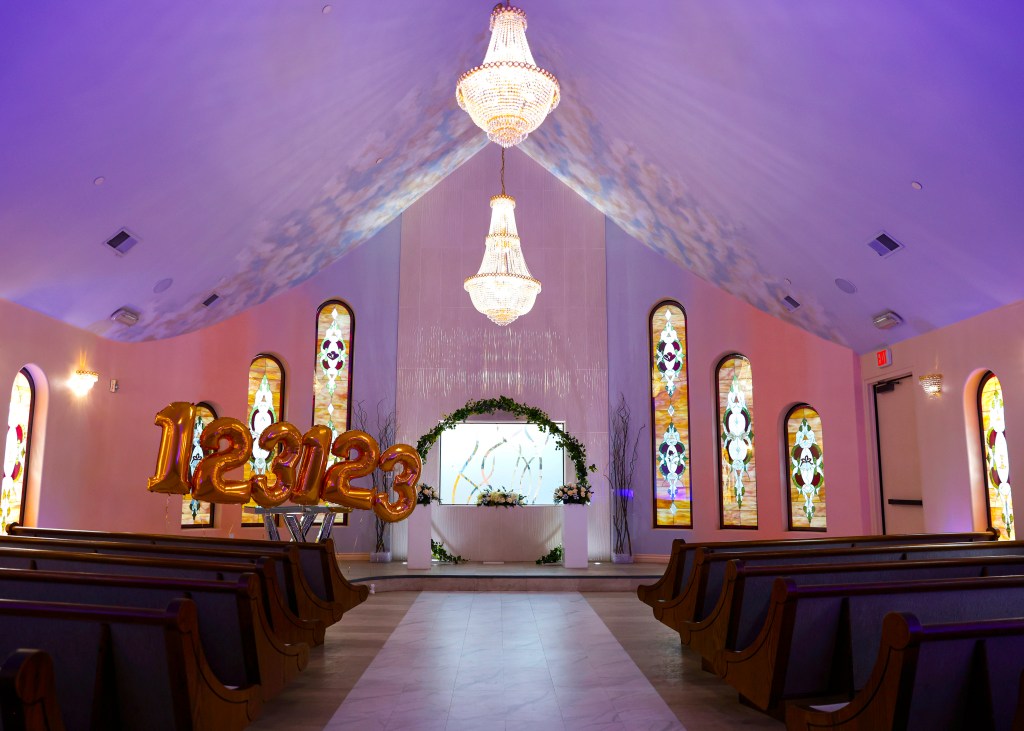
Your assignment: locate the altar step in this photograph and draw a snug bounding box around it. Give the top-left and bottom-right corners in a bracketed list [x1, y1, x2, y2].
[337, 559, 661, 593]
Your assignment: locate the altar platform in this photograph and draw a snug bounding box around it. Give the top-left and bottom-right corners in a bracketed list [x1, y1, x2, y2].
[336, 558, 664, 593]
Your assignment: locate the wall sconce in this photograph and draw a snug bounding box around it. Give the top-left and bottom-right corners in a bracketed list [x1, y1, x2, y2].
[69, 369, 99, 397]
[919, 373, 943, 398]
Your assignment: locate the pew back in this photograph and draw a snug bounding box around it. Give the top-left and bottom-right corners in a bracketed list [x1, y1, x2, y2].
[637, 530, 996, 607]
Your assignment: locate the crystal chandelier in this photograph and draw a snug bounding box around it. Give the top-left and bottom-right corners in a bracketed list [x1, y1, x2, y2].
[464, 149, 541, 326]
[456, 2, 560, 148]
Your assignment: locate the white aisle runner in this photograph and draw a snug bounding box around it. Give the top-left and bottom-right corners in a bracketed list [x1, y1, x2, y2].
[324, 592, 683, 731]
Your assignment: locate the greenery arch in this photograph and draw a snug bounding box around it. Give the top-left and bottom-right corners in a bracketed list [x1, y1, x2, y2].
[415, 396, 596, 490]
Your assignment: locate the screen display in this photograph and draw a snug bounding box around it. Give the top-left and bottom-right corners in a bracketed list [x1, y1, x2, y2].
[438, 421, 566, 505]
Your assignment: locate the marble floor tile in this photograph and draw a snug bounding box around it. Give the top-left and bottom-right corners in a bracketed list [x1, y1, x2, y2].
[251, 589, 787, 730]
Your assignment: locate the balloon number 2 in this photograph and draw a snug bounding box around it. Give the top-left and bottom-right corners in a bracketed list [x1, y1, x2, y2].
[147, 402, 420, 523]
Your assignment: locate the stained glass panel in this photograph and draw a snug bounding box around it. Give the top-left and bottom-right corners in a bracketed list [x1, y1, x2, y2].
[243, 356, 285, 526]
[1, 370, 34, 535]
[314, 301, 353, 462]
[786, 405, 825, 530]
[181, 402, 218, 528]
[717, 355, 757, 527]
[980, 372, 1014, 540]
[651, 302, 691, 527]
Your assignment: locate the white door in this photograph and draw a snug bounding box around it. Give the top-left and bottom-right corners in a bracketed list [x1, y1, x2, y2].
[874, 376, 926, 534]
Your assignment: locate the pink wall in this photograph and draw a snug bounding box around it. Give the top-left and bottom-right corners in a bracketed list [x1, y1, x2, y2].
[859, 299, 1024, 535]
[606, 221, 871, 554]
[0, 221, 401, 551]
[396, 146, 611, 557]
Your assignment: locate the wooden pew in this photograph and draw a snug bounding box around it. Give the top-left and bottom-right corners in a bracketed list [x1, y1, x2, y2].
[659, 539, 1024, 634]
[0, 649, 64, 731]
[0, 598, 262, 731]
[7, 526, 368, 619]
[786, 612, 1024, 731]
[0, 535, 338, 630]
[636, 531, 996, 608]
[685, 554, 1024, 669]
[0, 547, 324, 647]
[0, 569, 308, 701]
[716, 574, 1024, 714]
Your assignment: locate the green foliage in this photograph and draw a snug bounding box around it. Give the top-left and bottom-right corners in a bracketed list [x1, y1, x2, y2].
[536, 544, 564, 565]
[431, 539, 465, 564]
[416, 396, 596, 490]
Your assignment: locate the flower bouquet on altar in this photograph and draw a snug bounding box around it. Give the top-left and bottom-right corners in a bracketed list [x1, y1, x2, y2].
[476, 487, 527, 507]
[554, 483, 592, 505]
[416, 483, 440, 506]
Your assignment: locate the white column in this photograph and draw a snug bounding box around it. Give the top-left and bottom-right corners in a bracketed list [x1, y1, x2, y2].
[562, 504, 588, 569]
[406, 503, 433, 570]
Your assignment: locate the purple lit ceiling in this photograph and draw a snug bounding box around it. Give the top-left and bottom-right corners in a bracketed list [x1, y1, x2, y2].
[1, 1, 1022, 352]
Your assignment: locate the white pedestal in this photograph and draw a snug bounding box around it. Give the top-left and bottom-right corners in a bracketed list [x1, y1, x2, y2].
[562, 504, 588, 569]
[406, 503, 433, 570]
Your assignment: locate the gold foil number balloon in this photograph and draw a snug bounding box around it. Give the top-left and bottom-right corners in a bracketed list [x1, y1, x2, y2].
[291, 425, 333, 505]
[191, 417, 253, 504]
[373, 443, 421, 522]
[148, 402, 197, 494]
[254, 422, 301, 507]
[322, 430, 379, 510]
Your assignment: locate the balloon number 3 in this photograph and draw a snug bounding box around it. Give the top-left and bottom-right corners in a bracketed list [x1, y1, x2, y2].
[147, 402, 420, 522]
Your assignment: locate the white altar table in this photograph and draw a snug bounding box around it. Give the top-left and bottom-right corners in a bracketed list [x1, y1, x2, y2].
[431, 505, 562, 563]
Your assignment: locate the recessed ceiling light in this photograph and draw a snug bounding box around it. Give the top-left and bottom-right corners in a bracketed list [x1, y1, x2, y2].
[835, 278, 858, 294]
[911, 181, 923, 190]
[93, 176, 105, 186]
[153, 278, 174, 294]
[322, 4, 332, 13]
[375, 157, 384, 165]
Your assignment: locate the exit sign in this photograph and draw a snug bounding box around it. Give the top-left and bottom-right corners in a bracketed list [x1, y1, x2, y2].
[876, 348, 893, 367]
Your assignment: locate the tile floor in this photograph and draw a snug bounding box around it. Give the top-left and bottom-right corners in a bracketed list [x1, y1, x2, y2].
[249, 591, 783, 731]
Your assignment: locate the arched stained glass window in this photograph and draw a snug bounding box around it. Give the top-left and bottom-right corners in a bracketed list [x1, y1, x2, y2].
[243, 355, 285, 527]
[314, 300, 354, 457]
[786, 404, 826, 531]
[1, 370, 34, 535]
[650, 301, 691, 528]
[717, 355, 757, 528]
[181, 401, 217, 528]
[979, 372, 1014, 540]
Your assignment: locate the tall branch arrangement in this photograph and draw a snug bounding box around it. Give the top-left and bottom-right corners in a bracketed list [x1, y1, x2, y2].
[416, 396, 596, 489]
[609, 393, 642, 556]
[356, 400, 396, 553]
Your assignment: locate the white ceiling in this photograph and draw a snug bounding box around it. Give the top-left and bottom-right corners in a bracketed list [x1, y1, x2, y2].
[1, 1, 1022, 352]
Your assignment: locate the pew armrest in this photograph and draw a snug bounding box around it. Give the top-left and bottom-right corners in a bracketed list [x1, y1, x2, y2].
[0, 649, 65, 731]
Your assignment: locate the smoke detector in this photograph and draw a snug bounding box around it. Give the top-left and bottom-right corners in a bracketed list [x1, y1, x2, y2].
[872, 310, 904, 330]
[110, 307, 140, 326]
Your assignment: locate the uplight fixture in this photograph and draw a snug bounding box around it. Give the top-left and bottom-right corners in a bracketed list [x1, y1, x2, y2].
[69, 369, 99, 397]
[919, 373, 943, 398]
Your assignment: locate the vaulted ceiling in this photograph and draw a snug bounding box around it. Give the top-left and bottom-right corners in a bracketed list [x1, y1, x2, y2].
[2, 1, 1021, 353]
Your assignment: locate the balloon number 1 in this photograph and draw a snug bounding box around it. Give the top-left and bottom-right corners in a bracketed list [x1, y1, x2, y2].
[147, 402, 420, 523]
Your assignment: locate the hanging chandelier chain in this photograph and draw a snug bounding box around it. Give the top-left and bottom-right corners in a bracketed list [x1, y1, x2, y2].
[500, 147, 506, 195]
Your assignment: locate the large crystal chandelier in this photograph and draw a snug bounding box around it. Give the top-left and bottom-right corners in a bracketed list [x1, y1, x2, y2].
[464, 149, 541, 326]
[456, 3, 560, 148]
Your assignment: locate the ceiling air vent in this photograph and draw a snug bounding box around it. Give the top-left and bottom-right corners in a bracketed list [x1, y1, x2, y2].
[103, 228, 140, 256]
[872, 310, 904, 330]
[201, 293, 220, 307]
[782, 295, 801, 312]
[868, 232, 905, 258]
[110, 307, 140, 326]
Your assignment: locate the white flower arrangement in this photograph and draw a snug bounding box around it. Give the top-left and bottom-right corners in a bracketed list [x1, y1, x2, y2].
[553, 483, 592, 505]
[476, 487, 527, 508]
[416, 483, 440, 506]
